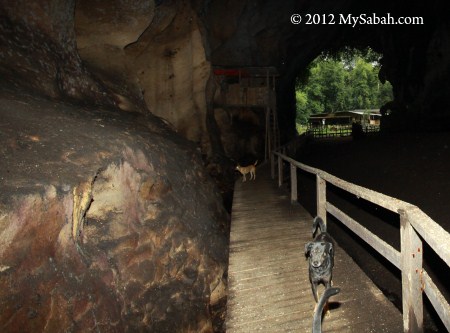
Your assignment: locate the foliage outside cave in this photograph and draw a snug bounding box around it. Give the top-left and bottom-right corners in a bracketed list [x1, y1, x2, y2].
[295, 49, 393, 130]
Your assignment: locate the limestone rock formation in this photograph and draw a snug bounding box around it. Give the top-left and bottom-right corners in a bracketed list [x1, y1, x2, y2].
[0, 88, 228, 332]
[74, 0, 155, 114]
[201, 0, 450, 133]
[1, 0, 450, 332]
[0, 0, 115, 106]
[75, 0, 213, 152]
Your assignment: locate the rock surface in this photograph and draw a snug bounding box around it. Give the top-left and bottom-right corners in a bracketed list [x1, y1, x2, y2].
[202, 0, 450, 133]
[75, 0, 214, 153]
[0, 87, 228, 332]
[3, 0, 449, 156]
[0, 0, 115, 106]
[1, 0, 450, 332]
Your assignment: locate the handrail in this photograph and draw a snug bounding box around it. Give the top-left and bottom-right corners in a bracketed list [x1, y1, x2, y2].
[272, 150, 450, 333]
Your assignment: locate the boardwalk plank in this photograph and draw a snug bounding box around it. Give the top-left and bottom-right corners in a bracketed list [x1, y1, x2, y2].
[226, 164, 403, 332]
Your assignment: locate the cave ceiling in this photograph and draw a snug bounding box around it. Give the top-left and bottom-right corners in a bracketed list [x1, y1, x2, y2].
[200, 0, 449, 133]
[1, 0, 449, 147]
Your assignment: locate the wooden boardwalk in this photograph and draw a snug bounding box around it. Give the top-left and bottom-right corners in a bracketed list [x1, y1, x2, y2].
[226, 164, 403, 332]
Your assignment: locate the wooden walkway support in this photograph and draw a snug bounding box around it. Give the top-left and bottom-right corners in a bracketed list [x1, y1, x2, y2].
[226, 164, 403, 332]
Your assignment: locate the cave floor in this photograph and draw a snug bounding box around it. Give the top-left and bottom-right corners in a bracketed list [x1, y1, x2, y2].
[226, 164, 402, 332]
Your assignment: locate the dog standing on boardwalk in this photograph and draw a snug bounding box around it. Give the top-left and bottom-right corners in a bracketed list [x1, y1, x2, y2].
[305, 216, 335, 303]
[235, 160, 258, 182]
[312, 287, 340, 333]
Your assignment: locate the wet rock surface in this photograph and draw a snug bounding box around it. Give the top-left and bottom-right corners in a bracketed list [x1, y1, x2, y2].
[75, 0, 213, 151]
[2, 0, 450, 155]
[0, 0, 116, 107]
[1, 0, 450, 332]
[0, 87, 229, 332]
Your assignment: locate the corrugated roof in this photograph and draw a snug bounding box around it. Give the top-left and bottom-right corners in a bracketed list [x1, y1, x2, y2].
[309, 109, 381, 118]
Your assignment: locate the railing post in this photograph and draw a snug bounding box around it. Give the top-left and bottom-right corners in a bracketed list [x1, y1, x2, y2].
[290, 163, 297, 203]
[316, 174, 326, 224]
[277, 154, 283, 187]
[271, 153, 275, 180]
[399, 209, 423, 333]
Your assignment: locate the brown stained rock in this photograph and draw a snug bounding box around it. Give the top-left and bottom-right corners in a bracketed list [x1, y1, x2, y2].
[125, 1, 211, 148]
[74, 0, 156, 114]
[0, 1, 116, 107]
[75, 0, 155, 50]
[0, 89, 228, 332]
[74, 0, 214, 151]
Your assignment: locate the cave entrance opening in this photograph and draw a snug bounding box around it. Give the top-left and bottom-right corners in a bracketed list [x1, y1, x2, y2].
[294, 47, 393, 138]
[212, 67, 280, 162]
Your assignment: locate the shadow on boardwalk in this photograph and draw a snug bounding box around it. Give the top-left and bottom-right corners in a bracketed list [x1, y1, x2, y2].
[226, 163, 403, 332]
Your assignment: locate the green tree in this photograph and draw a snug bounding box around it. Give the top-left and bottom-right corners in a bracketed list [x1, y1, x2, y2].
[303, 63, 325, 115]
[295, 48, 393, 128]
[318, 59, 348, 112]
[347, 57, 374, 109]
[295, 90, 308, 124]
[377, 80, 394, 107]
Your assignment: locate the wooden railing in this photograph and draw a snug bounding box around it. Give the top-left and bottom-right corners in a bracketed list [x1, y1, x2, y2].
[271, 150, 450, 333]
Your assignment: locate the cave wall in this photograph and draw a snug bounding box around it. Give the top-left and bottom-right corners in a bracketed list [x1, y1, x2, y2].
[74, 0, 155, 112]
[0, 0, 219, 153]
[2, 0, 450, 152]
[201, 0, 450, 135]
[129, 1, 210, 148]
[0, 0, 115, 106]
[1, 0, 450, 332]
[0, 1, 229, 332]
[0, 90, 228, 332]
[75, 0, 214, 153]
[201, 0, 356, 143]
[376, 19, 450, 129]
